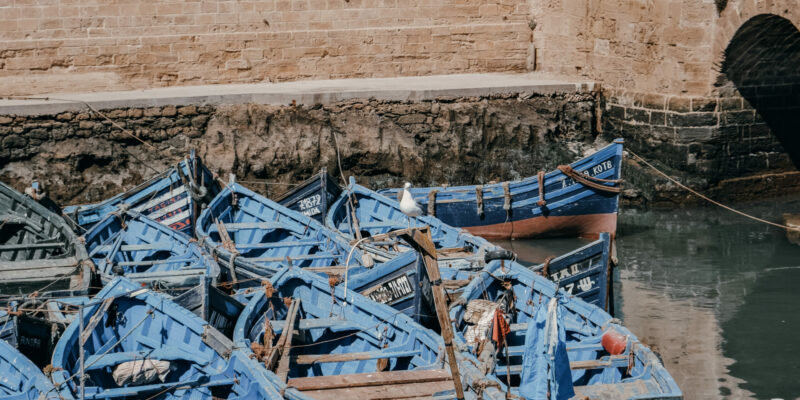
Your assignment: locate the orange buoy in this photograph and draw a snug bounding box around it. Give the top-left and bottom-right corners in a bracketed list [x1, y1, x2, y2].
[601, 329, 627, 355]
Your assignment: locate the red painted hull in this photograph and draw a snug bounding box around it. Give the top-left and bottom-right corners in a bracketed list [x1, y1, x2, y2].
[462, 212, 618, 240]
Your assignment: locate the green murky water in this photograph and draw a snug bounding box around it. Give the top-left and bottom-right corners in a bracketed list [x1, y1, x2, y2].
[495, 195, 800, 399]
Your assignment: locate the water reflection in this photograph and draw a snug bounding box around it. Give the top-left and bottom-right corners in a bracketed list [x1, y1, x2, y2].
[496, 195, 800, 399]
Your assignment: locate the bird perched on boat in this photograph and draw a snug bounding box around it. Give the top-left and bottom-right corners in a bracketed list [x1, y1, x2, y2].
[399, 182, 423, 228]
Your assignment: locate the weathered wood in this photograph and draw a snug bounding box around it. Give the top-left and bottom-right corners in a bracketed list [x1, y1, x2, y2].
[569, 355, 629, 370]
[273, 298, 300, 382]
[0, 256, 78, 270]
[442, 279, 471, 290]
[292, 348, 421, 365]
[398, 227, 465, 400]
[80, 298, 114, 345]
[268, 317, 368, 333]
[303, 266, 347, 274]
[287, 369, 453, 391]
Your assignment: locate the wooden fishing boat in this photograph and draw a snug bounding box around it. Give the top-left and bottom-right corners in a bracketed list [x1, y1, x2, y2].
[50, 277, 281, 399]
[448, 260, 682, 399]
[233, 266, 503, 400]
[327, 177, 496, 268]
[83, 210, 220, 286]
[0, 334, 59, 399]
[196, 182, 374, 285]
[0, 181, 92, 300]
[349, 231, 614, 323]
[326, 179, 614, 311]
[63, 151, 220, 236]
[378, 139, 624, 240]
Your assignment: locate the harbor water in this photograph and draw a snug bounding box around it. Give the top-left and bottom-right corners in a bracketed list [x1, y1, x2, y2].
[495, 195, 800, 400]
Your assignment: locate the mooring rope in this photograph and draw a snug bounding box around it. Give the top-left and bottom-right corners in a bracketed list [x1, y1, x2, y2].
[626, 149, 794, 231]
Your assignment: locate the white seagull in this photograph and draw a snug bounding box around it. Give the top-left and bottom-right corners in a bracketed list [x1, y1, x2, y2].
[399, 182, 423, 229]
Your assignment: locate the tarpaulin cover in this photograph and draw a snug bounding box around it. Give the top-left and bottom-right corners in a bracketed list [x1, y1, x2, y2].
[112, 359, 171, 386]
[519, 297, 575, 400]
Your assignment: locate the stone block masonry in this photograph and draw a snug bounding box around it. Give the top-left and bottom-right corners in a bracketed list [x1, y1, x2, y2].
[0, 90, 599, 206]
[0, 0, 532, 96]
[603, 88, 798, 205]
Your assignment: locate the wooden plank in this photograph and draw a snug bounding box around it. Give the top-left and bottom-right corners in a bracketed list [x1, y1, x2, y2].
[303, 266, 347, 274]
[569, 355, 629, 370]
[268, 317, 367, 333]
[233, 240, 324, 250]
[0, 242, 64, 251]
[80, 298, 114, 345]
[297, 380, 455, 400]
[287, 369, 453, 391]
[0, 257, 78, 270]
[273, 298, 300, 382]
[250, 254, 339, 262]
[398, 227, 465, 400]
[292, 348, 421, 365]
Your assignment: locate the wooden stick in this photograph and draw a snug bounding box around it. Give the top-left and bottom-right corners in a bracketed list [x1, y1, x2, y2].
[268, 298, 300, 383]
[398, 227, 465, 400]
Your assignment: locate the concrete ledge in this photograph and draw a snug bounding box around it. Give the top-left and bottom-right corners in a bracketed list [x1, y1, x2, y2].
[0, 73, 596, 116]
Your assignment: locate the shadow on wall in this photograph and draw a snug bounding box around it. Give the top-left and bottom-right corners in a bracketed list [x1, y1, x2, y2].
[721, 13, 800, 169]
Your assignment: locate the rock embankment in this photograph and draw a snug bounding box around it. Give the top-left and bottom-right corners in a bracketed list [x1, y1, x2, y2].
[0, 92, 600, 205]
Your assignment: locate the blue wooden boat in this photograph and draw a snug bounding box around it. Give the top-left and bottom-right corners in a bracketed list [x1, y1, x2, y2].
[378, 139, 624, 240]
[196, 182, 373, 285]
[0, 333, 59, 399]
[274, 168, 342, 224]
[327, 177, 496, 268]
[448, 261, 682, 399]
[0, 181, 92, 300]
[63, 151, 220, 236]
[326, 178, 614, 311]
[83, 210, 220, 286]
[233, 266, 503, 400]
[50, 277, 281, 399]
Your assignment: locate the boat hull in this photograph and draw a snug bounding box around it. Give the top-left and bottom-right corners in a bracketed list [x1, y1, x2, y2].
[380, 139, 623, 240]
[463, 211, 617, 240]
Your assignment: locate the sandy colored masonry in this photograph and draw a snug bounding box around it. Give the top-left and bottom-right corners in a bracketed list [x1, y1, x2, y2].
[0, 0, 798, 98]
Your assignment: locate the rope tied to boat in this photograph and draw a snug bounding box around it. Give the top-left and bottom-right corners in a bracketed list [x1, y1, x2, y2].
[539, 255, 555, 277]
[557, 165, 622, 193]
[501, 182, 511, 211]
[475, 186, 484, 216]
[537, 171, 547, 206]
[110, 210, 128, 229]
[428, 189, 439, 216]
[626, 149, 796, 231]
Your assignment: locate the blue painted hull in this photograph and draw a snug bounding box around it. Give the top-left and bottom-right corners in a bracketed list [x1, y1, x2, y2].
[0, 334, 58, 399]
[233, 267, 503, 399]
[326, 178, 614, 310]
[196, 182, 371, 286]
[449, 261, 682, 399]
[83, 210, 220, 287]
[379, 139, 624, 239]
[63, 152, 221, 236]
[51, 277, 280, 399]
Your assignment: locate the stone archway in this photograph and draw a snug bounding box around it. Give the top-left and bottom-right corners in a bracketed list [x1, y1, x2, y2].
[719, 14, 800, 169]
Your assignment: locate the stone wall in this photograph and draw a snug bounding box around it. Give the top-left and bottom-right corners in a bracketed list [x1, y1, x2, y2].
[0, 92, 599, 206]
[0, 0, 532, 96]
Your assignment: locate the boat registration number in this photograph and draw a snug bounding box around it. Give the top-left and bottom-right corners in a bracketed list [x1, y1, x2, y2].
[362, 274, 414, 305]
[298, 194, 322, 217]
[560, 159, 614, 189]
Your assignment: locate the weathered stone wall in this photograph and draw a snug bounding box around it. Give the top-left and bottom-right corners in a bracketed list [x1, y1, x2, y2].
[0, 0, 532, 96]
[0, 92, 599, 205]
